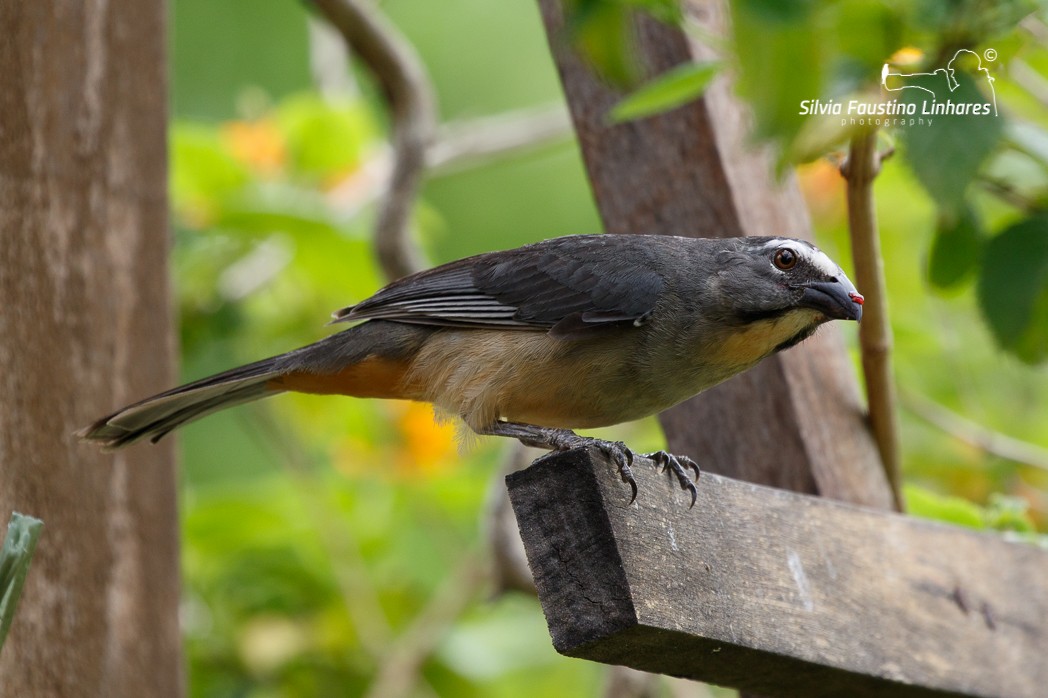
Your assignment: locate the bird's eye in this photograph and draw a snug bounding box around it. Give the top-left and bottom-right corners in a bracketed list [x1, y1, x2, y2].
[773, 248, 798, 270]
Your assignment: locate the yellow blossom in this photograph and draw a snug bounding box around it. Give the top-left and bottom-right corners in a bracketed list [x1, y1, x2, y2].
[888, 46, 924, 67]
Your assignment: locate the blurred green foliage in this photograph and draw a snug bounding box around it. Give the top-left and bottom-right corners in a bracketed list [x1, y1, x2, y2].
[730, 0, 1048, 364]
[0, 513, 43, 653]
[607, 61, 720, 123]
[171, 0, 1048, 695]
[575, 0, 1048, 363]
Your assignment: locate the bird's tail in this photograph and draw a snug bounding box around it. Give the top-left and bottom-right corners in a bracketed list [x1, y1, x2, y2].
[77, 355, 286, 450]
[78, 321, 434, 450]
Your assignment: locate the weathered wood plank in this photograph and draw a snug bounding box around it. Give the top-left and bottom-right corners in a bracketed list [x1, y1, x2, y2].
[507, 449, 1048, 698]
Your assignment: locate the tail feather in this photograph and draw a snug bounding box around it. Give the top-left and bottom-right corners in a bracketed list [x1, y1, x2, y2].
[77, 356, 284, 450]
[79, 321, 435, 450]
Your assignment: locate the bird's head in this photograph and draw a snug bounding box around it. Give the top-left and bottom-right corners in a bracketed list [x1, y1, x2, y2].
[702, 236, 863, 358]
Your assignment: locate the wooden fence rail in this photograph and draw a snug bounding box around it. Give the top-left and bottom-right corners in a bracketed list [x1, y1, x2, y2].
[507, 448, 1048, 698]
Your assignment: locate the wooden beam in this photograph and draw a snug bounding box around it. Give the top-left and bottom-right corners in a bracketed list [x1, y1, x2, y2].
[507, 449, 1048, 698]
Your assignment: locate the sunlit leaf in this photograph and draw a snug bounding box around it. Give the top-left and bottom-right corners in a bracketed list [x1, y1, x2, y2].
[607, 61, 719, 123]
[977, 213, 1048, 364]
[984, 494, 1037, 533]
[171, 123, 251, 224]
[928, 203, 985, 289]
[276, 94, 379, 181]
[905, 485, 1040, 534]
[1005, 120, 1048, 166]
[904, 484, 985, 529]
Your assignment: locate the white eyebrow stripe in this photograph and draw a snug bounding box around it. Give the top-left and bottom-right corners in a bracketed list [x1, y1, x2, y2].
[763, 238, 840, 277]
[806, 247, 841, 277]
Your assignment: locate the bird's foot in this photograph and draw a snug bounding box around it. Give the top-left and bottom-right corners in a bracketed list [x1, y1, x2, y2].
[478, 421, 700, 506]
[547, 432, 638, 504]
[643, 450, 701, 508]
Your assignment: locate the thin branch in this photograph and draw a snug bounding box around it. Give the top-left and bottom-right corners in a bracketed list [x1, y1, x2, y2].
[603, 666, 660, 698]
[840, 130, 904, 511]
[1009, 58, 1048, 111]
[428, 104, 573, 175]
[243, 407, 397, 659]
[976, 173, 1040, 212]
[900, 390, 1048, 473]
[311, 0, 436, 281]
[363, 551, 488, 698]
[325, 104, 575, 216]
[307, 15, 359, 99]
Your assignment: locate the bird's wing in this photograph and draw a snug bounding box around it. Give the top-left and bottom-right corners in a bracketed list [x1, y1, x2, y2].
[332, 235, 665, 338]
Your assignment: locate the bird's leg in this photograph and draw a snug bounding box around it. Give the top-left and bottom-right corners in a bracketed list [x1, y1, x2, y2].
[480, 422, 703, 507]
[478, 421, 638, 503]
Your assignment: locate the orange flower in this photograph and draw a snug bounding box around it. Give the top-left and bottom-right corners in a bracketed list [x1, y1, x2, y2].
[221, 119, 287, 175]
[392, 401, 458, 476]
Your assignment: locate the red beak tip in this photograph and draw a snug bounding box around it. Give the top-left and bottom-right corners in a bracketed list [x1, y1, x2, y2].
[849, 293, 865, 306]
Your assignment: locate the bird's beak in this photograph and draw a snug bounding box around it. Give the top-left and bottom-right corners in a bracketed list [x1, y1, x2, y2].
[799, 275, 864, 322]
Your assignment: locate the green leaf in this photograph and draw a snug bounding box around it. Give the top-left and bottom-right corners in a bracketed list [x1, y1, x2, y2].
[170, 123, 251, 217]
[928, 203, 985, 289]
[732, 0, 823, 152]
[0, 513, 44, 653]
[276, 94, 378, 180]
[608, 62, 720, 123]
[904, 484, 985, 529]
[984, 494, 1036, 533]
[977, 213, 1048, 364]
[905, 486, 1040, 534]
[897, 71, 1003, 212]
[565, 0, 641, 87]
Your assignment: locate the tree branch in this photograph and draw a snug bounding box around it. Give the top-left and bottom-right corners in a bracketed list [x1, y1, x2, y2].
[311, 0, 436, 281]
[428, 104, 572, 175]
[363, 552, 488, 698]
[900, 390, 1048, 473]
[841, 130, 904, 511]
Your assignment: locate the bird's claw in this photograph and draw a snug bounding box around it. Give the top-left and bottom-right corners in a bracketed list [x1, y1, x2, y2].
[644, 450, 701, 508]
[540, 429, 699, 506]
[544, 433, 638, 503]
[592, 439, 638, 504]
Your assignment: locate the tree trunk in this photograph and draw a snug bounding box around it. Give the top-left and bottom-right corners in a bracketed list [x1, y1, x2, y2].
[0, 2, 182, 696]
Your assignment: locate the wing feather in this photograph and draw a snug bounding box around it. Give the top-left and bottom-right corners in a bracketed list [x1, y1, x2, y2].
[331, 235, 667, 336]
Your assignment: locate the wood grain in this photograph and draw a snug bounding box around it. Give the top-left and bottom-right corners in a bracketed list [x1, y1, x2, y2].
[508, 449, 1048, 698]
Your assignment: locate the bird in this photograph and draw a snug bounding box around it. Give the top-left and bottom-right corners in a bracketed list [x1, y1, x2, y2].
[79, 234, 864, 505]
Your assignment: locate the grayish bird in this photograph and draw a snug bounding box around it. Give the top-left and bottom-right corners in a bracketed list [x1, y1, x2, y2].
[80, 234, 864, 505]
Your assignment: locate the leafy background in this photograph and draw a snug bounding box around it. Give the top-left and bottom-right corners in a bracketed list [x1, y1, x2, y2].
[171, 0, 1048, 695]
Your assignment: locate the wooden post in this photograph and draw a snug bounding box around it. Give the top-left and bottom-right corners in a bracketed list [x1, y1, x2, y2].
[536, 0, 894, 509]
[508, 449, 1048, 698]
[0, 2, 182, 696]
